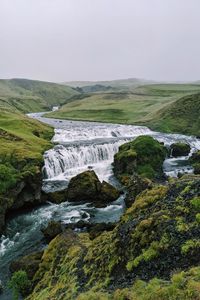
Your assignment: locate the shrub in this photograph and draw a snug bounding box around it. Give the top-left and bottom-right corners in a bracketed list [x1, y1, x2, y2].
[8, 270, 31, 300]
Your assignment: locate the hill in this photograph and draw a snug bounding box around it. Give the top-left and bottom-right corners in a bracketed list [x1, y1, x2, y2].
[46, 84, 200, 134]
[64, 78, 156, 91]
[145, 93, 200, 136]
[0, 78, 79, 113]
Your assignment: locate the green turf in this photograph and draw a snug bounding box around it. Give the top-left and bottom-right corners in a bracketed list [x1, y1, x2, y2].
[0, 78, 79, 113]
[46, 84, 200, 128]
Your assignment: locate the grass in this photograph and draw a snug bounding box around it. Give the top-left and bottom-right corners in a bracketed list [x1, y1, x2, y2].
[46, 84, 200, 132]
[0, 78, 79, 113]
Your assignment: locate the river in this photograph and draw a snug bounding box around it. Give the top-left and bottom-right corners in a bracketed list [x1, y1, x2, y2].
[0, 113, 200, 299]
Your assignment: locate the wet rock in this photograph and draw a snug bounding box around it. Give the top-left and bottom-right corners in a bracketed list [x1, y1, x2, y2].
[0, 280, 3, 294]
[189, 150, 200, 174]
[113, 135, 167, 181]
[10, 251, 43, 280]
[124, 174, 153, 208]
[88, 222, 116, 240]
[41, 220, 63, 242]
[170, 142, 191, 157]
[44, 190, 67, 204]
[66, 170, 120, 207]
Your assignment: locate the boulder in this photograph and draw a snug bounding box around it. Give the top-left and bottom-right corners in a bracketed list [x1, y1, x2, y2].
[170, 142, 191, 157]
[10, 251, 43, 280]
[124, 174, 153, 208]
[41, 220, 63, 242]
[67, 170, 101, 202]
[66, 170, 120, 206]
[113, 136, 167, 181]
[189, 150, 200, 174]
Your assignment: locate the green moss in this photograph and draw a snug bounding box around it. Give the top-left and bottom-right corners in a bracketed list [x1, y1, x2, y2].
[27, 176, 200, 300]
[114, 136, 167, 180]
[190, 197, 200, 210]
[181, 239, 200, 255]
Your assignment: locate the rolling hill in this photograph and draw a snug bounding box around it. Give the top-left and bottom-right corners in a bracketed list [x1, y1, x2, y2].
[46, 84, 200, 136]
[0, 78, 79, 113]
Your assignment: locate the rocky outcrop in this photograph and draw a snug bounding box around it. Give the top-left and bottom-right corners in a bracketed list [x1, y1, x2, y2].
[27, 175, 200, 300]
[10, 251, 43, 280]
[66, 170, 120, 207]
[41, 220, 63, 242]
[189, 150, 200, 174]
[0, 170, 44, 235]
[123, 174, 153, 208]
[170, 142, 191, 157]
[113, 135, 167, 181]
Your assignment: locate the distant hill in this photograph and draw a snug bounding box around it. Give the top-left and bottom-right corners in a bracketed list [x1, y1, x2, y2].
[46, 84, 200, 136]
[0, 78, 79, 113]
[146, 92, 200, 136]
[64, 78, 157, 91]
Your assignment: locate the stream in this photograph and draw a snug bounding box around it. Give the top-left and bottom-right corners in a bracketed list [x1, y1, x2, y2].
[0, 112, 200, 299]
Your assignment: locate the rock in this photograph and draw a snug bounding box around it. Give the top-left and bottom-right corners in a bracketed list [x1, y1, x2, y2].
[0, 280, 3, 294]
[10, 251, 43, 280]
[66, 170, 120, 207]
[189, 150, 200, 174]
[124, 174, 153, 208]
[0, 170, 44, 235]
[170, 142, 191, 157]
[41, 220, 63, 242]
[44, 190, 67, 204]
[113, 135, 167, 181]
[99, 181, 120, 203]
[67, 170, 101, 202]
[88, 222, 116, 240]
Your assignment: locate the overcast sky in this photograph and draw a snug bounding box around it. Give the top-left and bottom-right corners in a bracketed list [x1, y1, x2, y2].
[0, 0, 200, 82]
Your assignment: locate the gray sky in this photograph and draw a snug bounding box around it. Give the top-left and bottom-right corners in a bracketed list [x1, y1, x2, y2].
[0, 0, 200, 82]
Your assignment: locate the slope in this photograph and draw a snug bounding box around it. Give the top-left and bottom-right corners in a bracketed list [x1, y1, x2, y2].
[0, 78, 79, 113]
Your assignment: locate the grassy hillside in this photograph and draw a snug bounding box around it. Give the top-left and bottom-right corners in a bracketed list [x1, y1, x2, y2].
[46, 84, 200, 131]
[145, 93, 200, 136]
[0, 78, 79, 113]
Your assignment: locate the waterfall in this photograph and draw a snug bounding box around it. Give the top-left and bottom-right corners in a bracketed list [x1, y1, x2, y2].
[43, 140, 128, 181]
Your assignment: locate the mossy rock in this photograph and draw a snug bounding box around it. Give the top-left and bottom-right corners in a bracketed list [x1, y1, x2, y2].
[41, 220, 63, 242]
[67, 170, 101, 202]
[66, 170, 120, 206]
[124, 174, 153, 208]
[44, 190, 67, 204]
[10, 251, 43, 280]
[27, 176, 200, 300]
[189, 151, 200, 174]
[170, 142, 191, 157]
[113, 135, 167, 180]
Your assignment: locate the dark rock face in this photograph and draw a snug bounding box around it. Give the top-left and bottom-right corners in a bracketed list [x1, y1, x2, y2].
[189, 150, 200, 174]
[0, 171, 44, 235]
[113, 136, 167, 181]
[67, 170, 101, 202]
[66, 170, 120, 206]
[41, 220, 63, 242]
[124, 174, 153, 208]
[10, 251, 43, 280]
[170, 142, 191, 157]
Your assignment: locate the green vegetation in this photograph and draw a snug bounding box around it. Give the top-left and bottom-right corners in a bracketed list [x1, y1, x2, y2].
[26, 175, 200, 300]
[0, 78, 78, 113]
[8, 270, 31, 300]
[46, 84, 200, 136]
[146, 93, 200, 136]
[0, 107, 53, 233]
[113, 135, 167, 180]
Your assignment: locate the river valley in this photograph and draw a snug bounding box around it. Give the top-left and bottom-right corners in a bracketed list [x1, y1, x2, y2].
[0, 113, 200, 299]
